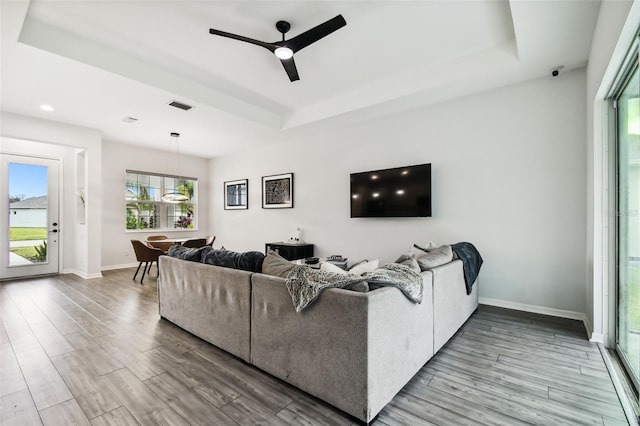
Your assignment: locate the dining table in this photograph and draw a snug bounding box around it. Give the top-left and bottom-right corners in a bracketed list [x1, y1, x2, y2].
[145, 238, 190, 253]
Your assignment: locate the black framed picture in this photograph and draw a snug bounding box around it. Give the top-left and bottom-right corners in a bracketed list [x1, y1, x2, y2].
[224, 179, 248, 210]
[262, 173, 293, 209]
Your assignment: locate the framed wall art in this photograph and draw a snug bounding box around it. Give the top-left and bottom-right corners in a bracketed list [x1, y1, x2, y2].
[224, 179, 248, 210]
[262, 173, 293, 209]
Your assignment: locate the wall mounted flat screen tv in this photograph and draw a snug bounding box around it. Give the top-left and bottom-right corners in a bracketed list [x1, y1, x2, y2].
[350, 163, 431, 218]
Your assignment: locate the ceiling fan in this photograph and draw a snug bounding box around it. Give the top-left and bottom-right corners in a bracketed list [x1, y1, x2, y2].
[209, 15, 346, 82]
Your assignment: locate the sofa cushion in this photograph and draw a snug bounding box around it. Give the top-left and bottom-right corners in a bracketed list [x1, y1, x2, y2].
[262, 250, 295, 278]
[413, 245, 453, 271]
[202, 248, 265, 272]
[167, 245, 209, 262]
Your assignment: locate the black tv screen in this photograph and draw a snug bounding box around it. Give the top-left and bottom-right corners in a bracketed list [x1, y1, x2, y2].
[350, 164, 431, 218]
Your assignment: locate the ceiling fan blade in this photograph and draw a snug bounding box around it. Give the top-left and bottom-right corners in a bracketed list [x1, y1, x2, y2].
[209, 28, 276, 52]
[280, 57, 300, 82]
[286, 15, 346, 53]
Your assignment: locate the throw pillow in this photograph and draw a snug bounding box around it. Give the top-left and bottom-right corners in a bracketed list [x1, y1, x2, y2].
[349, 259, 379, 275]
[167, 245, 210, 262]
[262, 250, 295, 278]
[413, 245, 453, 271]
[408, 241, 437, 257]
[320, 261, 348, 275]
[346, 259, 368, 271]
[394, 254, 421, 274]
[202, 248, 265, 272]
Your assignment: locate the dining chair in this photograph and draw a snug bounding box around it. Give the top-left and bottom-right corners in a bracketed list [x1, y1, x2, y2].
[131, 240, 164, 284]
[205, 235, 216, 247]
[182, 238, 207, 249]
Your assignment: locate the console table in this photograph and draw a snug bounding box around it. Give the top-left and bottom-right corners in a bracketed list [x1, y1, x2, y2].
[265, 242, 314, 261]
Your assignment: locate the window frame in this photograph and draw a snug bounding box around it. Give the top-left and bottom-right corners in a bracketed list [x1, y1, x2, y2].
[125, 170, 198, 232]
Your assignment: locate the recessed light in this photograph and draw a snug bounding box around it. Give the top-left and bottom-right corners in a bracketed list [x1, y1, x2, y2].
[396, 189, 405, 195]
[40, 104, 54, 112]
[372, 193, 380, 198]
[371, 175, 378, 180]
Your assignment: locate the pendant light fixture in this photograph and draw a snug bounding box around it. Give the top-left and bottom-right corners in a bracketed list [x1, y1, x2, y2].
[162, 132, 189, 203]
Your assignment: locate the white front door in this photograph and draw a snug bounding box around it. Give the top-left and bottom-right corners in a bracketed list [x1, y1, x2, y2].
[0, 154, 60, 279]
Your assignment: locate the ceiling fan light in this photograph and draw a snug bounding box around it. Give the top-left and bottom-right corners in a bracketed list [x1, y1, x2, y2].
[274, 47, 293, 60]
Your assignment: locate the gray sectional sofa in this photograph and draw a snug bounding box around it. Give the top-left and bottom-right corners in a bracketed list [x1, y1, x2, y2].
[157, 255, 478, 424]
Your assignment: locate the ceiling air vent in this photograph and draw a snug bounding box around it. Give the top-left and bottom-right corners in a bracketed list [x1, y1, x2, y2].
[168, 100, 193, 111]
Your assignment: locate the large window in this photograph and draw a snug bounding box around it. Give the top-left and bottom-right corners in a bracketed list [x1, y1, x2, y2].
[125, 171, 197, 230]
[611, 41, 639, 394]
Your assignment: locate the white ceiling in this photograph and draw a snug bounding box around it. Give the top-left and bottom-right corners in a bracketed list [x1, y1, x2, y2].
[1, 0, 601, 158]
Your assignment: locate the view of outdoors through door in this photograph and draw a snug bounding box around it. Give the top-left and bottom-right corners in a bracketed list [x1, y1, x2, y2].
[616, 63, 640, 391]
[9, 163, 49, 266]
[1, 154, 59, 279]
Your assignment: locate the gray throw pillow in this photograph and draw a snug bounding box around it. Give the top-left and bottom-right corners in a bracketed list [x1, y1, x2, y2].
[201, 248, 265, 272]
[262, 250, 295, 278]
[394, 254, 421, 274]
[167, 245, 209, 262]
[413, 245, 453, 271]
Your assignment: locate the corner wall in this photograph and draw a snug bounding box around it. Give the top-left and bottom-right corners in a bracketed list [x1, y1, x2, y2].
[210, 70, 588, 314]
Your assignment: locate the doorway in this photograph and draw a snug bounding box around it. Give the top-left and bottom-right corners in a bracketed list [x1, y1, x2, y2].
[0, 154, 60, 279]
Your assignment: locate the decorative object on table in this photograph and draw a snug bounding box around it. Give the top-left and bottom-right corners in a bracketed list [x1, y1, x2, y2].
[304, 257, 320, 269]
[325, 254, 348, 270]
[262, 173, 293, 209]
[288, 226, 303, 243]
[224, 179, 248, 210]
[162, 132, 190, 203]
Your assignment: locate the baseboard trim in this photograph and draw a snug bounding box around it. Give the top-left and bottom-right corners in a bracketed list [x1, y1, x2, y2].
[101, 262, 138, 271]
[62, 268, 103, 279]
[590, 332, 605, 344]
[479, 297, 591, 336]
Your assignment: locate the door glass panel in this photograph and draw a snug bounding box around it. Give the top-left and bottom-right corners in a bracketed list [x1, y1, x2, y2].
[8, 162, 48, 266]
[617, 65, 640, 387]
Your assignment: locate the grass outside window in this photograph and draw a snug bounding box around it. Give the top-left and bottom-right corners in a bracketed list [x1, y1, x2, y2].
[10, 227, 47, 241]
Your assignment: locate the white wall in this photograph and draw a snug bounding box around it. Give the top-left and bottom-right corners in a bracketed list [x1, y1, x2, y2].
[586, 0, 637, 343]
[1, 113, 102, 278]
[101, 140, 211, 268]
[10, 209, 47, 228]
[210, 70, 587, 314]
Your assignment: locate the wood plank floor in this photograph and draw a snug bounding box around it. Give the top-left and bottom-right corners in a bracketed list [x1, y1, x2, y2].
[0, 269, 630, 425]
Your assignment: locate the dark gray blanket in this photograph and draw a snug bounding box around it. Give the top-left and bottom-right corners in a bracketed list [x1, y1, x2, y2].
[451, 242, 483, 295]
[285, 263, 423, 312]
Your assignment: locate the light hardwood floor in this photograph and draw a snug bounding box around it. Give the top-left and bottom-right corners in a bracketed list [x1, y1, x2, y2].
[0, 269, 630, 425]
